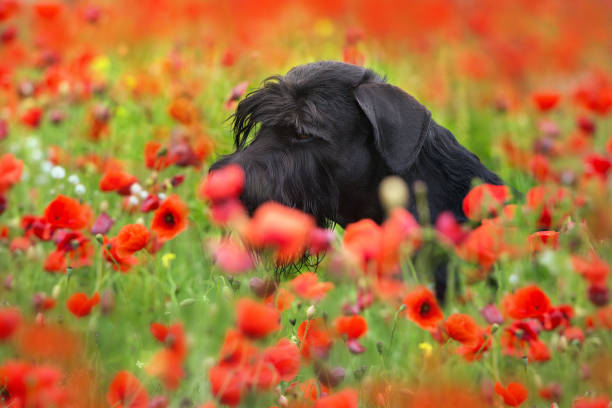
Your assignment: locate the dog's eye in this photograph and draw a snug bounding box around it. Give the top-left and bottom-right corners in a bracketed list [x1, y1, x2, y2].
[294, 133, 310, 141]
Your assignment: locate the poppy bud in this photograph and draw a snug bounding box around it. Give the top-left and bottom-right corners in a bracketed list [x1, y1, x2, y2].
[379, 175, 408, 212]
[306, 305, 316, 319]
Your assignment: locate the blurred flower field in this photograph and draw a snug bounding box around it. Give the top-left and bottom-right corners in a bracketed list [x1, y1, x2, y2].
[1, 0, 612, 407]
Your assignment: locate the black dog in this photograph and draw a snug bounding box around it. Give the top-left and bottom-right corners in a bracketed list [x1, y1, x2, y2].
[211, 61, 503, 296]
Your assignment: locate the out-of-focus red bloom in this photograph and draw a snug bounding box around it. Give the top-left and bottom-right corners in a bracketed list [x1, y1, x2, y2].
[527, 231, 559, 253]
[297, 318, 333, 360]
[494, 381, 528, 406]
[457, 221, 508, 270]
[107, 370, 149, 408]
[224, 81, 249, 110]
[403, 286, 443, 330]
[91, 212, 114, 235]
[0, 361, 67, 407]
[199, 164, 245, 203]
[265, 287, 294, 312]
[502, 285, 550, 319]
[315, 388, 358, 408]
[309, 227, 335, 255]
[20, 106, 43, 127]
[435, 211, 469, 246]
[99, 169, 138, 195]
[378, 208, 422, 275]
[43, 195, 91, 230]
[343, 218, 382, 271]
[0, 307, 20, 340]
[531, 90, 561, 112]
[539, 304, 573, 330]
[335, 315, 367, 340]
[563, 326, 585, 343]
[66, 292, 100, 318]
[103, 236, 139, 272]
[236, 298, 280, 339]
[21, 215, 55, 241]
[141, 194, 160, 213]
[44, 249, 67, 272]
[290, 272, 334, 300]
[147, 349, 184, 390]
[144, 141, 174, 171]
[168, 96, 197, 125]
[208, 237, 253, 275]
[151, 195, 188, 241]
[209, 365, 246, 406]
[538, 382, 562, 402]
[573, 71, 612, 115]
[262, 338, 300, 382]
[529, 154, 551, 182]
[444, 313, 480, 345]
[0, 153, 23, 194]
[115, 224, 150, 257]
[149, 323, 187, 359]
[584, 153, 611, 180]
[245, 202, 315, 264]
[525, 184, 570, 229]
[571, 252, 609, 286]
[573, 396, 611, 408]
[462, 184, 510, 221]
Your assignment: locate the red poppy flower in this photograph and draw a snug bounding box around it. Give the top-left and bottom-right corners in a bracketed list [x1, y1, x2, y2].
[43, 195, 90, 230]
[456, 327, 492, 361]
[494, 382, 528, 407]
[20, 106, 43, 127]
[147, 348, 184, 390]
[462, 184, 510, 221]
[571, 252, 609, 286]
[209, 364, 246, 405]
[444, 313, 481, 345]
[66, 292, 100, 318]
[502, 285, 550, 319]
[573, 396, 611, 408]
[149, 322, 187, 359]
[99, 169, 138, 195]
[144, 141, 173, 171]
[236, 298, 280, 339]
[297, 318, 333, 360]
[335, 315, 368, 340]
[245, 202, 315, 264]
[531, 90, 561, 112]
[378, 208, 422, 275]
[151, 195, 188, 241]
[290, 272, 334, 300]
[208, 238, 253, 275]
[0, 153, 23, 194]
[538, 382, 562, 402]
[218, 329, 258, 366]
[107, 370, 149, 408]
[527, 231, 559, 253]
[44, 249, 67, 273]
[527, 339, 551, 362]
[103, 236, 139, 272]
[435, 211, 469, 246]
[343, 218, 382, 270]
[403, 286, 444, 330]
[168, 96, 197, 125]
[263, 338, 300, 381]
[584, 153, 611, 179]
[116, 224, 150, 257]
[265, 287, 294, 312]
[199, 164, 245, 203]
[0, 307, 21, 340]
[315, 388, 358, 408]
[457, 222, 507, 270]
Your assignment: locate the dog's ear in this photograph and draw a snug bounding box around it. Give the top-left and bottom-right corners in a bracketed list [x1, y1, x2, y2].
[354, 83, 432, 173]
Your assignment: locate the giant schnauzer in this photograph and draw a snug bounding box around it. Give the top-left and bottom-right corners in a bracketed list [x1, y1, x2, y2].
[211, 61, 503, 298]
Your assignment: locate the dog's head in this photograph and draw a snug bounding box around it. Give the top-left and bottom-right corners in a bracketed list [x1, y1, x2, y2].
[211, 61, 433, 227]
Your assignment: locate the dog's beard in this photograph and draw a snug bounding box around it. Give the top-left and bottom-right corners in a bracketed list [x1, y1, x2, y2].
[238, 145, 340, 228]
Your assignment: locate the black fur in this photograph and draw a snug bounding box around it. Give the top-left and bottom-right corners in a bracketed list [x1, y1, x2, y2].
[211, 61, 503, 298]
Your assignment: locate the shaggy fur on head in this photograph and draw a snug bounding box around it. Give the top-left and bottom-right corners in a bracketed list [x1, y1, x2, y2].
[212, 61, 502, 226]
[211, 60, 503, 298]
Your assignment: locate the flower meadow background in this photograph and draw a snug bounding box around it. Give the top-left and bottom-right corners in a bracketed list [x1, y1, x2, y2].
[1, 0, 612, 407]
